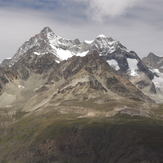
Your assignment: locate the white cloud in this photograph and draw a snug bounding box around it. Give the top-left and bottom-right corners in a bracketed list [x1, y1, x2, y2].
[72, 0, 145, 22]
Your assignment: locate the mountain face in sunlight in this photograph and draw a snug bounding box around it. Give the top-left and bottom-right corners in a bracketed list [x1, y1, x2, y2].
[1, 27, 163, 163]
[2, 27, 157, 100]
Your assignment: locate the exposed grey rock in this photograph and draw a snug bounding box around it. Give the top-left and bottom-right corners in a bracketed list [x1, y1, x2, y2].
[0, 27, 157, 100]
[142, 52, 163, 71]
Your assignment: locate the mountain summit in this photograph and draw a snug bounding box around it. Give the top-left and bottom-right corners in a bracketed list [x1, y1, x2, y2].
[0, 27, 155, 110]
[2, 27, 156, 99]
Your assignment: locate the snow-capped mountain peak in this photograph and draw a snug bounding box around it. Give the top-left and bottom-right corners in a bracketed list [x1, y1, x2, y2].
[13, 27, 59, 60]
[2, 27, 154, 83]
[41, 27, 59, 42]
[10, 27, 81, 64]
[4, 27, 133, 67]
[0, 26, 159, 102]
[40, 26, 54, 36]
[97, 34, 107, 38]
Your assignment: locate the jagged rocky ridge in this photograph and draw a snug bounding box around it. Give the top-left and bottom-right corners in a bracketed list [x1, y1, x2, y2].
[1, 27, 157, 99]
[0, 50, 153, 111]
[142, 52, 163, 71]
[142, 52, 163, 102]
[0, 26, 158, 117]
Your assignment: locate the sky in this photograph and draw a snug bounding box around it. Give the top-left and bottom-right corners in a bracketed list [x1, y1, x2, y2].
[0, 0, 163, 61]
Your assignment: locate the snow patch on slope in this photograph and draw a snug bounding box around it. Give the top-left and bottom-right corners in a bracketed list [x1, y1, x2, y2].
[107, 60, 119, 71]
[84, 40, 93, 44]
[18, 85, 25, 89]
[151, 69, 163, 89]
[107, 40, 117, 46]
[34, 52, 40, 55]
[98, 34, 106, 38]
[127, 58, 139, 77]
[76, 51, 89, 57]
[56, 48, 74, 60]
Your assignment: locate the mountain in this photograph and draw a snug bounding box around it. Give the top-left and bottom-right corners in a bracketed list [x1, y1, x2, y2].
[142, 52, 163, 71]
[142, 52, 163, 102]
[0, 49, 153, 110]
[0, 50, 162, 162]
[2, 27, 156, 98]
[1, 27, 163, 162]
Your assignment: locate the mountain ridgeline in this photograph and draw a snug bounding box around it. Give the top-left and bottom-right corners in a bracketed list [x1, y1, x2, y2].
[0, 27, 163, 163]
[1, 27, 157, 97]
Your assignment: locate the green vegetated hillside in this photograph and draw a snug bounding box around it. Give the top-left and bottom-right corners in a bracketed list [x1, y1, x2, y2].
[1, 101, 163, 163]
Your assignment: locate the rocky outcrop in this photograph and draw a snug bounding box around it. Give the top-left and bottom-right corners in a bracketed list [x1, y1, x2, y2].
[142, 52, 163, 72]
[141, 52, 163, 102]
[0, 65, 17, 94]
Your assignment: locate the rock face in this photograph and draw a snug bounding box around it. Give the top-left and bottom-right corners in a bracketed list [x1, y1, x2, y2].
[0, 27, 159, 108]
[0, 50, 153, 112]
[2, 27, 81, 66]
[1, 27, 156, 97]
[142, 53, 163, 102]
[142, 52, 163, 70]
[143, 53, 163, 74]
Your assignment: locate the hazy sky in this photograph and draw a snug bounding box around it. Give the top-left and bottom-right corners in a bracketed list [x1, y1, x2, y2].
[0, 0, 163, 61]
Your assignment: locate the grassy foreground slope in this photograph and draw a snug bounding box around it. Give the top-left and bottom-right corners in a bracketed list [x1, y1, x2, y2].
[0, 103, 163, 163]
